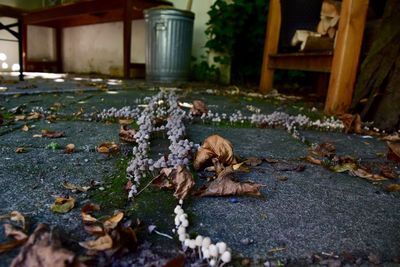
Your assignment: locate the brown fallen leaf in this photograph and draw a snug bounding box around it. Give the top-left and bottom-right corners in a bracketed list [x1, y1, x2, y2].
[65, 144, 75, 154]
[387, 142, 400, 162]
[21, 125, 29, 132]
[379, 164, 398, 179]
[81, 203, 100, 224]
[46, 114, 58, 122]
[304, 155, 322, 165]
[119, 125, 136, 143]
[50, 196, 75, 213]
[14, 115, 26, 121]
[79, 234, 113, 251]
[83, 225, 104, 236]
[124, 180, 133, 192]
[26, 112, 41, 120]
[349, 168, 387, 182]
[41, 129, 65, 138]
[62, 181, 90, 192]
[382, 134, 400, 142]
[0, 211, 26, 231]
[384, 184, 400, 192]
[4, 224, 28, 241]
[0, 239, 27, 253]
[118, 118, 134, 125]
[153, 165, 195, 199]
[103, 211, 124, 231]
[97, 142, 120, 154]
[310, 142, 336, 158]
[339, 113, 362, 134]
[195, 160, 262, 197]
[10, 224, 79, 267]
[15, 147, 26, 153]
[194, 135, 237, 170]
[244, 157, 263, 167]
[190, 100, 208, 116]
[164, 254, 185, 267]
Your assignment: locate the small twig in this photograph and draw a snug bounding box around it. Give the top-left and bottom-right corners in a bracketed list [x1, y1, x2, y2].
[154, 230, 173, 239]
[135, 176, 159, 197]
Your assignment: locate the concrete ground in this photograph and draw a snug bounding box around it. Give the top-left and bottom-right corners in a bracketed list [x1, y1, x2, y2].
[0, 74, 399, 266]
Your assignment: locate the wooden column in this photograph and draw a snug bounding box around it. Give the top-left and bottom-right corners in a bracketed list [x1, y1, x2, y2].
[259, 0, 281, 94]
[55, 27, 63, 73]
[22, 22, 27, 73]
[18, 18, 24, 80]
[123, 0, 133, 79]
[324, 0, 369, 114]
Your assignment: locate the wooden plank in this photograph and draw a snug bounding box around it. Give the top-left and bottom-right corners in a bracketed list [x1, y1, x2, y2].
[259, 0, 281, 94]
[0, 4, 26, 19]
[324, 0, 369, 114]
[268, 53, 333, 72]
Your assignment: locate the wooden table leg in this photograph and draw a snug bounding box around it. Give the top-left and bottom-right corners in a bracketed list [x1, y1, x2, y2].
[22, 22, 27, 74]
[55, 27, 63, 73]
[324, 0, 369, 114]
[123, 0, 133, 79]
[18, 18, 23, 81]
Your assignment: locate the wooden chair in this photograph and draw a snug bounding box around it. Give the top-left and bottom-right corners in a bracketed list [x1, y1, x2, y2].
[259, 0, 369, 114]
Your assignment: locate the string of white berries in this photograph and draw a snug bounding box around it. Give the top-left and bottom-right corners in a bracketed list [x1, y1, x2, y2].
[173, 200, 232, 267]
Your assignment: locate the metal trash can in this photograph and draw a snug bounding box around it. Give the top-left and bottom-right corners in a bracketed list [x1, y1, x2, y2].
[144, 7, 194, 82]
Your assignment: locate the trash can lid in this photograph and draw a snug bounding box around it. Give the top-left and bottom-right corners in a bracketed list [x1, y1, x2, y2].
[144, 6, 195, 19]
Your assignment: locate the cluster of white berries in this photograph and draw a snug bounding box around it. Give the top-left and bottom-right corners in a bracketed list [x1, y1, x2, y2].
[173, 201, 232, 267]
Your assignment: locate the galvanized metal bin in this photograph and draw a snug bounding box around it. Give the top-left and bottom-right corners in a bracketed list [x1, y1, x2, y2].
[144, 7, 194, 82]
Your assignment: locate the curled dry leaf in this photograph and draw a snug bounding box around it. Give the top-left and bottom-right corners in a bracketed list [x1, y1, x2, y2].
[387, 142, 400, 162]
[79, 234, 113, 251]
[97, 142, 120, 154]
[63, 181, 90, 192]
[21, 125, 29, 132]
[382, 134, 400, 142]
[103, 211, 124, 231]
[50, 196, 75, 213]
[15, 147, 26, 153]
[153, 166, 195, 199]
[26, 112, 41, 120]
[41, 129, 65, 138]
[119, 125, 136, 143]
[384, 184, 400, 192]
[14, 115, 26, 121]
[379, 164, 398, 179]
[190, 100, 208, 116]
[349, 168, 387, 182]
[244, 157, 263, 167]
[65, 144, 75, 154]
[0, 211, 26, 230]
[4, 224, 28, 241]
[0, 238, 27, 253]
[305, 155, 322, 165]
[10, 224, 78, 267]
[339, 113, 362, 134]
[84, 225, 104, 236]
[310, 142, 336, 158]
[118, 118, 134, 125]
[81, 203, 100, 224]
[194, 135, 237, 170]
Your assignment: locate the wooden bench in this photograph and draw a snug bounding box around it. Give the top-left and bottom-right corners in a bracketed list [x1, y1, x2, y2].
[0, 4, 26, 81]
[259, 0, 369, 114]
[22, 0, 172, 78]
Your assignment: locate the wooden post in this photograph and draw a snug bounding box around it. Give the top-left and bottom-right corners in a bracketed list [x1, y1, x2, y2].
[259, 0, 281, 94]
[22, 22, 27, 73]
[123, 0, 133, 79]
[18, 18, 24, 81]
[324, 0, 369, 114]
[55, 27, 63, 73]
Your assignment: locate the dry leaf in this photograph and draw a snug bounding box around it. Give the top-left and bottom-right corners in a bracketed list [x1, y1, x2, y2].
[79, 234, 113, 251]
[305, 155, 322, 165]
[382, 134, 400, 142]
[349, 168, 387, 182]
[244, 157, 263, 167]
[81, 203, 100, 224]
[0, 211, 26, 230]
[190, 100, 208, 116]
[387, 142, 400, 162]
[330, 162, 357, 173]
[153, 166, 195, 199]
[384, 184, 400, 192]
[10, 224, 78, 267]
[46, 114, 58, 122]
[14, 115, 26, 121]
[51, 196, 75, 213]
[339, 113, 362, 134]
[164, 254, 185, 267]
[4, 224, 28, 241]
[41, 129, 65, 138]
[310, 142, 336, 158]
[65, 144, 75, 154]
[0, 239, 27, 253]
[103, 211, 124, 231]
[118, 118, 134, 125]
[83, 225, 104, 236]
[119, 125, 136, 143]
[15, 147, 26, 153]
[379, 165, 398, 179]
[196, 160, 262, 197]
[194, 135, 237, 170]
[62, 181, 90, 192]
[26, 112, 41, 120]
[97, 142, 120, 154]
[21, 125, 29, 132]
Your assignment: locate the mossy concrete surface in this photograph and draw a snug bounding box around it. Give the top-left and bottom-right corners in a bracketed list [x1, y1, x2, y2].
[0, 75, 399, 266]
